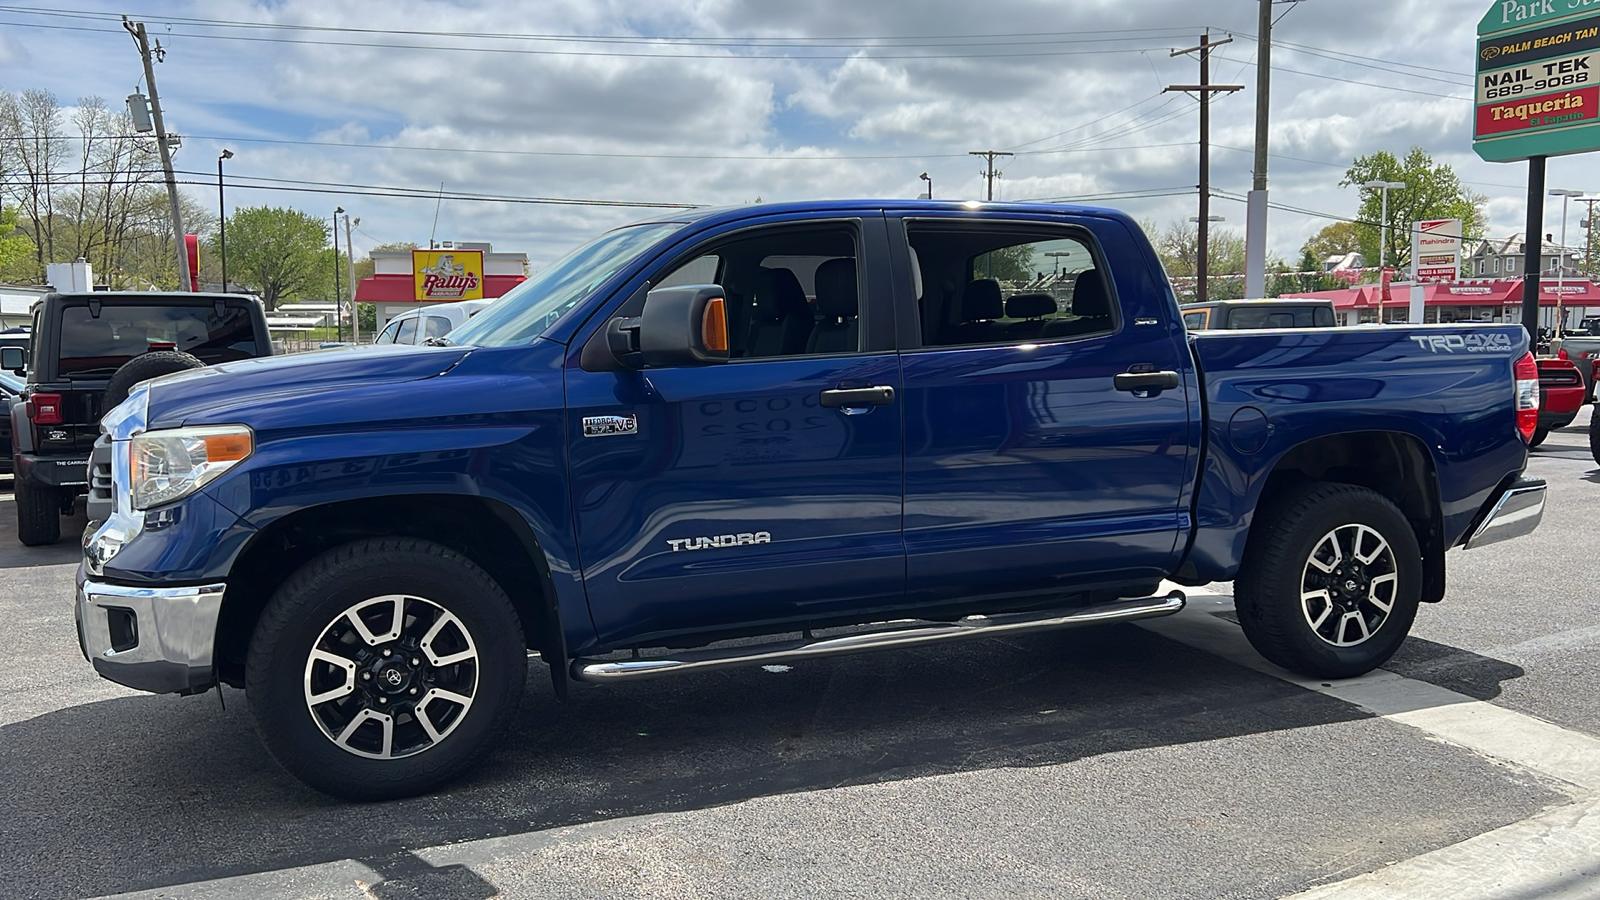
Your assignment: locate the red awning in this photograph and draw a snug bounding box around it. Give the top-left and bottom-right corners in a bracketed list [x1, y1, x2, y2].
[1281, 279, 1597, 309]
[354, 273, 525, 304]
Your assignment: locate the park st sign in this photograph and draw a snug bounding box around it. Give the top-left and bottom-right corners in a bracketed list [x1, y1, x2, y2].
[1476, 1, 1600, 161]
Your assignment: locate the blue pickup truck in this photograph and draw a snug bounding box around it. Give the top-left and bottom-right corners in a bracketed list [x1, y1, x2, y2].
[76, 200, 1546, 799]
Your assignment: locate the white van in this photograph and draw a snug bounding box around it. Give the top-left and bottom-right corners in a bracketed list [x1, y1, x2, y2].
[373, 299, 494, 345]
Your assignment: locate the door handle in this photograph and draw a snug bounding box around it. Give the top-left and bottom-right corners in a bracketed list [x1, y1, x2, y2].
[1113, 371, 1179, 393]
[819, 385, 896, 408]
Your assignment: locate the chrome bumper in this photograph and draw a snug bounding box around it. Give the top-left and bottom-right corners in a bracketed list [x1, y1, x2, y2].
[1463, 477, 1547, 549]
[76, 576, 225, 695]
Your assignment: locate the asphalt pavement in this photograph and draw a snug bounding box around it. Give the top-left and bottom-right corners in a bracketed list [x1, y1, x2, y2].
[1, 417, 1597, 900]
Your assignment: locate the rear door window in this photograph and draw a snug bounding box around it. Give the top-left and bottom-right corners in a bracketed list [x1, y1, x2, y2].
[395, 317, 419, 344]
[423, 316, 452, 340]
[906, 225, 1114, 348]
[56, 304, 258, 376]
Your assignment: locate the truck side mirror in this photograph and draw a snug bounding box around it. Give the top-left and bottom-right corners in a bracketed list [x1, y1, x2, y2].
[638, 284, 729, 368]
[0, 345, 22, 374]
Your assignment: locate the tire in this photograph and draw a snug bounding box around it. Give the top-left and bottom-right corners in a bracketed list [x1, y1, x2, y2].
[1530, 427, 1550, 448]
[1590, 408, 1600, 465]
[15, 477, 61, 546]
[1234, 482, 1421, 679]
[246, 538, 526, 800]
[103, 350, 205, 410]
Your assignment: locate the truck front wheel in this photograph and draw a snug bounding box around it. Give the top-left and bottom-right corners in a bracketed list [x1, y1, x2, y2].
[245, 538, 526, 800]
[1234, 482, 1421, 679]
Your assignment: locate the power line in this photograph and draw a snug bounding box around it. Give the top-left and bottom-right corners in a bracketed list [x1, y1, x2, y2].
[0, 7, 1206, 47]
[0, 16, 1200, 61]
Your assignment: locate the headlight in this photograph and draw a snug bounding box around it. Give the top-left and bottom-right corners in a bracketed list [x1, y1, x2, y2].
[130, 425, 254, 510]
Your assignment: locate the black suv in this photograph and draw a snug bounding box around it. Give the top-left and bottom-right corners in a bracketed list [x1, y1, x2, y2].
[4, 292, 273, 545]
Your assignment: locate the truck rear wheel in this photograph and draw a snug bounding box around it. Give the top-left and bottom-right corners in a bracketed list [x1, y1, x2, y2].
[1530, 427, 1550, 448]
[245, 538, 526, 800]
[1591, 408, 1600, 465]
[15, 477, 61, 546]
[1234, 482, 1421, 679]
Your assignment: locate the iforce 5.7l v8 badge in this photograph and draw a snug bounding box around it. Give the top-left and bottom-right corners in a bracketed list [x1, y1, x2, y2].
[582, 414, 638, 438]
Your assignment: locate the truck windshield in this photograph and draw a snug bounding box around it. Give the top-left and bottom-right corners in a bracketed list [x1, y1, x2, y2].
[448, 222, 683, 348]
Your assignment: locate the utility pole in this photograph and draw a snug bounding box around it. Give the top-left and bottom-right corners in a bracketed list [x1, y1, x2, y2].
[1245, 0, 1272, 299]
[1578, 197, 1600, 279]
[124, 18, 190, 291]
[344, 213, 358, 343]
[332, 207, 343, 343]
[1167, 32, 1243, 303]
[969, 150, 1013, 201]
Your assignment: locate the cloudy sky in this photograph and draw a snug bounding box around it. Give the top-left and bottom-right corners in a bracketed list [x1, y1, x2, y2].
[0, 0, 1591, 269]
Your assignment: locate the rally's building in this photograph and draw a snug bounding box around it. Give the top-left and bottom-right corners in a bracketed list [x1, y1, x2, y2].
[353, 242, 528, 329]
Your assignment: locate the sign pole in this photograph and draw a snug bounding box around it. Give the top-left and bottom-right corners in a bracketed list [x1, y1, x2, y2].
[1523, 155, 1546, 343]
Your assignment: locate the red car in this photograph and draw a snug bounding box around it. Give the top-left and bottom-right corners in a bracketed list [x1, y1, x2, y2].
[1535, 357, 1586, 447]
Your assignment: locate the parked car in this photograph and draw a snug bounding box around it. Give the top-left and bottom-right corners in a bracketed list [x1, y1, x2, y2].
[372, 299, 493, 345]
[5, 292, 273, 545]
[1553, 335, 1600, 400]
[75, 200, 1544, 800]
[1180, 299, 1337, 330]
[1533, 358, 1585, 447]
[0, 370, 21, 477]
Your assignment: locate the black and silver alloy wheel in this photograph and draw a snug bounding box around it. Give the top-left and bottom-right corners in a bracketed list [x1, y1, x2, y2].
[1299, 524, 1398, 648]
[247, 538, 525, 800]
[1235, 481, 1421, 679]
[304, 594, 480, 760]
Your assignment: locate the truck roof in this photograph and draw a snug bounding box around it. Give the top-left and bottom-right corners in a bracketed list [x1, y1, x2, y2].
[631, 198, 1135, 228]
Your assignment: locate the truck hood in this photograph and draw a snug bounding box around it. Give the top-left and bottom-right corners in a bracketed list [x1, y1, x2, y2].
[144, 344, 473, 429]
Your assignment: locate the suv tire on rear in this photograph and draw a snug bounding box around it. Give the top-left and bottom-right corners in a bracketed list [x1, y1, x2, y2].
[245, 538, 526, 800]
[1234, 481, 1421, 679]
[14, 476, 61, 546]
[1530, 426, 1550, 448]
[103, 350, 205, 411]
[1590, 407, 1600, 466]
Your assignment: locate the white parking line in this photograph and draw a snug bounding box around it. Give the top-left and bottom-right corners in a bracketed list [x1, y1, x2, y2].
[1144, 592, 1600, 899]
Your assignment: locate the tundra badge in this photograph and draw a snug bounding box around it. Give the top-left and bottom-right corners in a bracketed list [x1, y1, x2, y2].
[583, 414, 638, 437]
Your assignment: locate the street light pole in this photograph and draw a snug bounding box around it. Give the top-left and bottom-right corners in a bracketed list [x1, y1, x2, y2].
[217, 149, 232, 292]
[332, 207, 343, 343]
[1550, 188, 1584, 338]
[1363, 180, 1406, 323]
[919, 172, 932, 200]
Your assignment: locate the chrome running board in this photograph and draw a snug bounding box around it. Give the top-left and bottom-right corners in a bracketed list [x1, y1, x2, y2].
[570, 591, 1186, 683]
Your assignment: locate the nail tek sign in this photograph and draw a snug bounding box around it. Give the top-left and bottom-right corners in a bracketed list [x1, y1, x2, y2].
[1476, 1, 1600, 161]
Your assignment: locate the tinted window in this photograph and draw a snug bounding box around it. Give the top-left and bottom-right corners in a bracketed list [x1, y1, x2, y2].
[423, 316, 451, 340]
[908, 225, 1113, 348]
[57, 304, 257, 376]
[395, 317, 419, 345]
[650, 225, 861, 361]
[1226, 306, 1332, 329]
[1183, 312, 1208, 330]
[375, 319, 402, 344]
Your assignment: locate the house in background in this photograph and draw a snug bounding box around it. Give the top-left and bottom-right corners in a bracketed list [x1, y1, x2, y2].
[1464, 235, 1583, 279]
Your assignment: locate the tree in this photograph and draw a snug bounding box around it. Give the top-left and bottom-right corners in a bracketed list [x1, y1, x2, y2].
[1342, 148, 1486, 270]
[220, 206, 330, 310]
[1300, 222, 1363, 267]
[0, 203, 35, 280]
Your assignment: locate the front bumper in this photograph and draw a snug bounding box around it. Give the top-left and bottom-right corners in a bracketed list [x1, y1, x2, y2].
[1463, 476, 1547, 549]
[75, 572, 225, 695]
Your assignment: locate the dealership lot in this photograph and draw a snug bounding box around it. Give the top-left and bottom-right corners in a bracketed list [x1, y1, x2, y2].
[2, 418, 1598, 900]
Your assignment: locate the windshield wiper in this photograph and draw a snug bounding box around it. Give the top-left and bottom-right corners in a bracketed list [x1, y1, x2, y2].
[422, 336, 455, 347]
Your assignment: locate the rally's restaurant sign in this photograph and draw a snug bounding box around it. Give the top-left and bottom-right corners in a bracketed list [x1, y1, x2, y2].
[412, 249, 485, 302]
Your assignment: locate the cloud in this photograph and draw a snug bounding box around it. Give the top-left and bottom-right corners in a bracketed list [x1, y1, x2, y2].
[0, 0, 1578, 268]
